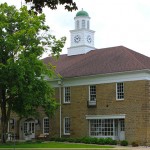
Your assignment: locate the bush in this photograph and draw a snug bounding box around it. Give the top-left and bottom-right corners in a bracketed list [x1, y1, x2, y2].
[80, 137, 91, 144]
[132, 141, 139, 147]
[35, 140, 43, 143]
[120, 140, 128, 146]
[110, 140, 117, 145]
[49, 137, 117, 145]
[97, 138, 105, 145]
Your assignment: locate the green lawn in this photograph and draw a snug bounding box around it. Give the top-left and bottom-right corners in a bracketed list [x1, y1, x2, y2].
[0, 141, 114, 149]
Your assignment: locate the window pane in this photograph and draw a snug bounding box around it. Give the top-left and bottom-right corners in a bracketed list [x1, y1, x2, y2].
[89, 85, 96, 101]
[43, 118, 49, 134]
[64, 87, 70, 103]
[90, 119, 114, 137]
[117, 83, 124, 100]
[64, 117, 70, 134]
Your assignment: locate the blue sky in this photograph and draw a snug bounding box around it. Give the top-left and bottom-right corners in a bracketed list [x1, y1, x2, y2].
[1, 0, 150, 57]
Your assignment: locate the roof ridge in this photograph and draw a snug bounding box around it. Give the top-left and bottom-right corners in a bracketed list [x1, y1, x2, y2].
[123, 47, 147, 68]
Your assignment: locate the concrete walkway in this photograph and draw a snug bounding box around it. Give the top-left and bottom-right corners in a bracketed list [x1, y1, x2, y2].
[113, 145, 150, 150]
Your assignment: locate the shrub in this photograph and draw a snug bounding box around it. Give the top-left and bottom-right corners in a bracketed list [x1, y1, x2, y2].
[132, 141, 139, 147]
[110, 140, 117, 145]
[67, 138, 75, 143]
[90, 137, 98, 144]
[120, 140, 128, 146]
[104, 138, 113, 145]
[80, 137, 91, 144]
[49, 137, 117, 145]
[35, 140, 43, 143]
[97, 138, 105, 145]
[74, 138, 81, 143]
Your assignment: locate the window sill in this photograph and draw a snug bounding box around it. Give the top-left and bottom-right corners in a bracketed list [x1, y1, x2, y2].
[63, 102, 71, 104]
[87, 101, 96, 107]
[64, 133, 70, 135]
[116, 99, 124, 101]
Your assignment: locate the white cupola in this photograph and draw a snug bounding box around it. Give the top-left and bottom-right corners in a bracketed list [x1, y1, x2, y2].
[67, 9, 95, 56]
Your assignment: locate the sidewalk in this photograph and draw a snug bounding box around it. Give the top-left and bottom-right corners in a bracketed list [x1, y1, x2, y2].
[113, 145, 150, 150]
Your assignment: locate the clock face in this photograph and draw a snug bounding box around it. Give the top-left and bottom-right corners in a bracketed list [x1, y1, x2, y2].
[87, 35, 92, 43]
[74, 35, 81, 43]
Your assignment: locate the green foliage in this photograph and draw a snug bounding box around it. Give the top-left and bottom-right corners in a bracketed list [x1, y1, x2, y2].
[120, 140, 128, 146]
[50, 137, 118, 145]
[0, 3, 66, 143]
[25, 0, 78, 13]
[131, 141, 139, 147]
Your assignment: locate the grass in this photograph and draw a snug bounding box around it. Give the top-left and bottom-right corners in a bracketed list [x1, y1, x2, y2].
[0, 141, 114, 149]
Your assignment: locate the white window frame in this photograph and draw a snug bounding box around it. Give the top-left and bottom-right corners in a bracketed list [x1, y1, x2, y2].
[64, 117, 70, 135]
[89, 119, 114, 137]
[64, 87, 71, 103]
[89, 85, 96, 102]
[116, 82, 124, 100]
[43, 117, 50, 135]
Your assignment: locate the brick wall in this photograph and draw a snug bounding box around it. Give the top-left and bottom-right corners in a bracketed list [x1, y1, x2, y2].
[51, 80, 150, 145]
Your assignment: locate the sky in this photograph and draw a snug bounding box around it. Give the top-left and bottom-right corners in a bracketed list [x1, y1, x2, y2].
[1, 0, 150, 57]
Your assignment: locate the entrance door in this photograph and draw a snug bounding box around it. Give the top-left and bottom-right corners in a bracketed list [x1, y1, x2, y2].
[23, 121, 35, 139]
[119, 119, 125, 140]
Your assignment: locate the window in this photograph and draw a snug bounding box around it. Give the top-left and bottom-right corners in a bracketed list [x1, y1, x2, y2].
[90, 119, 113, 137]
[116, 82, 124, 100]
[82, 20, 85, 28]
[87, 21, 90, 29]
[76, 20, 79, 29]
[43, 117, 49, 134]
[89, 85, 96, 102]
[64, 117, 70, 135]
[64, 87, 71, 103]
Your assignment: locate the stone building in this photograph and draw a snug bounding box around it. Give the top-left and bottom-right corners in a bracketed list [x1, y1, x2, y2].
[43, 9, 150, 145]
[4, 9, 150, 145]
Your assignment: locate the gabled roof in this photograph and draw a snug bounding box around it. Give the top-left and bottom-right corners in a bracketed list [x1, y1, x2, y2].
[43, 46, 150, 78]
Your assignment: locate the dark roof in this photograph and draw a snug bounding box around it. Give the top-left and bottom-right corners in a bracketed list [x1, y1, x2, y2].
[42, 46, 150, 78]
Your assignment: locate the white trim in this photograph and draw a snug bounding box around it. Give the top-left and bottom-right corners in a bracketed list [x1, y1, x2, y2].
[63, 117, 70, 135]
[43, 117, 49, 135]
[88, 85, 96, 106]
[63, 87, 71, 104]
[49, 70, 150, 87]
[116, 82, 124, 100]
[86, 114, 126, 120]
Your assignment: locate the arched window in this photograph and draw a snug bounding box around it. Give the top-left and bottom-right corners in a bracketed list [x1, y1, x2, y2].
[87, 21, 90, 29]
[76, 20, 79, 29]
[82, 20, 85, 28]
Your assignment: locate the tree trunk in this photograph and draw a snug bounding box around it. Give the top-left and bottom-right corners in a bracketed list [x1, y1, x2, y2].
[1, 119, 8, 143]
[0, 88, 8, 143]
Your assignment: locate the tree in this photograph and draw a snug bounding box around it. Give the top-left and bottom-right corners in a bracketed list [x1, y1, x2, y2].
[0, 3, 66, 143]
[25, 0, 78, 13]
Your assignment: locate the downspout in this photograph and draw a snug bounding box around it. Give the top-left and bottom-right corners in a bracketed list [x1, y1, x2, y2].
[58, 80, 62, 138]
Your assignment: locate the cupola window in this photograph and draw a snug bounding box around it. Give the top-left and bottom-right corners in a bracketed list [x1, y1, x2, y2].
[87, 21, 90, 29]
[82, 20, 85, 28]
[76, 20, 79, 29]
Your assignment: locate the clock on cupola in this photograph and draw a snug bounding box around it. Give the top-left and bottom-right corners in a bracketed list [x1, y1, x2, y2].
[68, 9, 95, 56]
